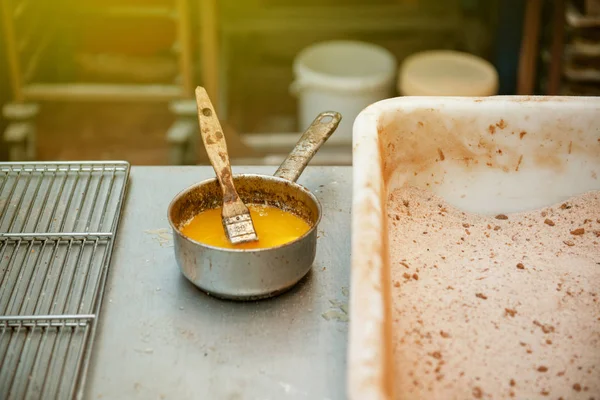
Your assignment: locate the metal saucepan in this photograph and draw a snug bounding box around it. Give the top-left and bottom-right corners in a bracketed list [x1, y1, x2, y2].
[167, 111, 341, 300]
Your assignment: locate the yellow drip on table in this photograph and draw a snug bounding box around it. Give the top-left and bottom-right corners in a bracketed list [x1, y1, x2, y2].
[181, 204, 312, 250]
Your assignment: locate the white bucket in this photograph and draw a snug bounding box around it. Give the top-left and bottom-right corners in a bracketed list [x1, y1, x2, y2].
[291, 40, 397, 141]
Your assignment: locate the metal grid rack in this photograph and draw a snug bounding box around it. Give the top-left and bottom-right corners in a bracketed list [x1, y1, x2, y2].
[0, 161, 130, 400]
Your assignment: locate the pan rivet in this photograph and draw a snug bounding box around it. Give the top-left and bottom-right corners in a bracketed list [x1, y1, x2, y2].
[202, 108, 212, 116]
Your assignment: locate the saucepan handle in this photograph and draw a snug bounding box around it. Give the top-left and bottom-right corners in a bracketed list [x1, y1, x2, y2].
[273, 111, 342, 183]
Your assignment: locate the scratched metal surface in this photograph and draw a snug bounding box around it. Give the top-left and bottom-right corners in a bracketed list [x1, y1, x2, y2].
[85, 166, 351, 400]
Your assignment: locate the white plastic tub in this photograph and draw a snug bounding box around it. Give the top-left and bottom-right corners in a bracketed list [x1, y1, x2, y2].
[350, 96, 600, 399]
[292, 40, 397, 140]
[398, 50, 499, 96]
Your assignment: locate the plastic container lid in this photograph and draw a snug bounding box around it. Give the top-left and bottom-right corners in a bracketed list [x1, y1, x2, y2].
[398, 50, 499, 96]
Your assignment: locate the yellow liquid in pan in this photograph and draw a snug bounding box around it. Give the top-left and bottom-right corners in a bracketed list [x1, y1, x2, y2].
[181, 204, 312, 250]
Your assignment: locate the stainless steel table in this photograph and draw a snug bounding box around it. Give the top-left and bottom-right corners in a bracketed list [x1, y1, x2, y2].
[85, 166, 352, 400]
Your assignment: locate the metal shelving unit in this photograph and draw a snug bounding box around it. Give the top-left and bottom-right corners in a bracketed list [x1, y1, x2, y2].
[0, 0, 193, 103]
[0, 0, 194, 161]
[562, 0, 600, 93]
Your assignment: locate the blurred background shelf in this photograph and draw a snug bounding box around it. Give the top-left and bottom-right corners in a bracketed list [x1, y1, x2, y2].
[541, 0, 600, 95]
[8, 0, 586, 166]
[76, 5, 178, 19]
[20, 83, 184, 101]
[0, 0, 194, 103]
[0, 0, 195, 163]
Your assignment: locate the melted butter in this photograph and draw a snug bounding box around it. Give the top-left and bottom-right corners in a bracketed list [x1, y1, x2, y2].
[181, 203, 312, 250]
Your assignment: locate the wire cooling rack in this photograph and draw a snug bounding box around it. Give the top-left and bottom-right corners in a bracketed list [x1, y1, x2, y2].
[0, 161, 129, 400]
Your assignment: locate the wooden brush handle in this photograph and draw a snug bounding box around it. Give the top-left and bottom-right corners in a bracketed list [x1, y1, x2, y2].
[195, 86, 239, 205]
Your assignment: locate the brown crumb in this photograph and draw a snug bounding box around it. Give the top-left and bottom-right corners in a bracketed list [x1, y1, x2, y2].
[399, 261, 410, 268]
[472, 386, 483, 398]
[509, 379, 515, 387]
[533, 320, 555, 334]
[540, 389, 550, 396]
[561, 203, 572, 210]
[476, 293, 488, 300]
[430, 351, 442, 359]
[546, 339, 552, 344]
[564, 240, 575, 247]
[403, 273, 411, 280]
[544, 219, 555, 226]
[570, 228, 585, 235]
[573, 383, 582, 392]
[537, 366, 548, 372]
[494, 226, 501, 231]
[437, 148, 445, 161]
[496, 214, 509, 220]
[557, 371, 565, 377]
[488, 125, 496, 134]
[519, 131, 527, 139]
[462, 223, 470, 228]
[496, 119, 506, 129]
[516, 263, 525, 270]
[393, 281, 400, 288]
[440, 330, 450, 338]
[412, 273, 419, 280]
[505, 308, 517, 317]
